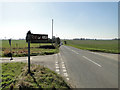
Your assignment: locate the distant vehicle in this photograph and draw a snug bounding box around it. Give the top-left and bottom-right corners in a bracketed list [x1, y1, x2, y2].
[60, 42, 63, 46]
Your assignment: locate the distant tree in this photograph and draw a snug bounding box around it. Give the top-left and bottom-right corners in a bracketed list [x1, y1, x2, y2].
[55, 37, 60, 44]
[73, 38, 80, 40]
[80, 38, 85, 40]
[64, 41, 67, 44]
[112, 38, 118, 40]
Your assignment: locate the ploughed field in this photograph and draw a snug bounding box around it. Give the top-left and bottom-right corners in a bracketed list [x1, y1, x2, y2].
[64, 40, 119, 54]
[1, 40, 59, 57]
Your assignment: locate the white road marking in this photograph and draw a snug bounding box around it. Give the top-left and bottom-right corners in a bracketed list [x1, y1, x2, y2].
[59, 53, 63, 62]
[26, 57, 32, 60]
[64, 46, 79, 54]
[55, 54, 57, 56]
[56, 66, 60, 69]
[72, 50, 79, 54]
[62, 64, 65, 67]
[90, 52, 104, 56]
[58, 53, 61, 56]
[55, 64, 59, 66]
[56, 69, 60, 72]
[0, 58, 11, 60]
[55, 53, 69, 80]
[55, 62, 58, 64]
[64, 73, 68, 77]
[63, 69, 67, 72]
[66, 78, 69, 80]
[57, 72, 60, 74]
[83, 56, 102, 67]
[62, 66, 66, 69]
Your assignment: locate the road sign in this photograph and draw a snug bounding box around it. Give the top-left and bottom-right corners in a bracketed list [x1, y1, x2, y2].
[26, 33, 48, 43]
[8, 39, 13, 60]
[26, 31, 49, 73]
[9, 39, 11, 46]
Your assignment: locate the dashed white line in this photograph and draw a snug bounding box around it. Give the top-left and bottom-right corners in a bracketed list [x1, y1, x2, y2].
[83, 56, 102, 67]
[72, 50, 79, 54]
[55, 62, 58, 64]
[90, 52, 101, 55]
[62, 66, 66, 69]
[55, 53, 69, 81]
[64, 73, 68, 77]
[56, 66, 60, 69]
[63, 69, 67, 72]
[62, 64, 65, 67]
[55, 63, 59, 66]
[55, 60, 60, 74]
[26, 57, 32, 60]
[64, 46, 79, 54]
[66, 78, 69, 80]
[56, 69, 60, 72]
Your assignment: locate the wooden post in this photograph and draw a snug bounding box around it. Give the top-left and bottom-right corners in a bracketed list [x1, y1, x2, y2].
[9, 39, 13, 60]
[28, 33, 31, 73]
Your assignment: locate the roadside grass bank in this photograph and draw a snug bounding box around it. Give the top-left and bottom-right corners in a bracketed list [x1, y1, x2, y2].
[1, 62, 26, 89]
[63, 40, 119, 54]
[1, 62, 71, 89]
[1, 40, 59, 57]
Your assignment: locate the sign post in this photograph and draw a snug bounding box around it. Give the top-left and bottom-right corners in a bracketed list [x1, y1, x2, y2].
[27, 31, 31, 73]
[9, 39, 13, 60]
[26, 31, 49, 73]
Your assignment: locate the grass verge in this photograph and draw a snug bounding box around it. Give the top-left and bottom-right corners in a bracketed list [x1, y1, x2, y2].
[1, 40, 59, 57]
[2, 48, 59, 57]
[66, 44, 118, 54]
[1, 62, 70, 89]
[63, 40, 119, 54]
[1, 62, 26, 88]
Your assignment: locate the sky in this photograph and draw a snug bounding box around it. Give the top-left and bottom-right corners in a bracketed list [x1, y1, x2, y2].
[0, 2, 118, 39]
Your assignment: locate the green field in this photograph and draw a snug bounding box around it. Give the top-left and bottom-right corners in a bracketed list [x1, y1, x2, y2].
[1, 62, 70, 89]
[1, 40, 59, 57]
[1, 40, 53, 48]
[64, 40, 119, 54]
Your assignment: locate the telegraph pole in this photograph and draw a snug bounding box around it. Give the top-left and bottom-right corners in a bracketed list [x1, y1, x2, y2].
[52, 19, 53, 45]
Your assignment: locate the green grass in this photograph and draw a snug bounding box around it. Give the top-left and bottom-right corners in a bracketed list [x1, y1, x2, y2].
[63, 40, 119, 54]
[1, 40, 59, 57]
[1, 62, 70, 89]
[1, 40, 52, 49]
[1, 62, 26, 88]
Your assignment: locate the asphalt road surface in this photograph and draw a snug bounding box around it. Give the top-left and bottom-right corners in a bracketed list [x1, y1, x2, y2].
[1, 45, 118, 88]
[59, 45, 118, 88]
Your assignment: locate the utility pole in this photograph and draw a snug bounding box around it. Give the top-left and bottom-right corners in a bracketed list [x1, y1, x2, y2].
[52, 19, 53, 45]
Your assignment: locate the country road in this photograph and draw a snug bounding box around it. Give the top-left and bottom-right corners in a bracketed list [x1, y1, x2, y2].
[59, 45, 118, 88]
[1, 45, 118, 88]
